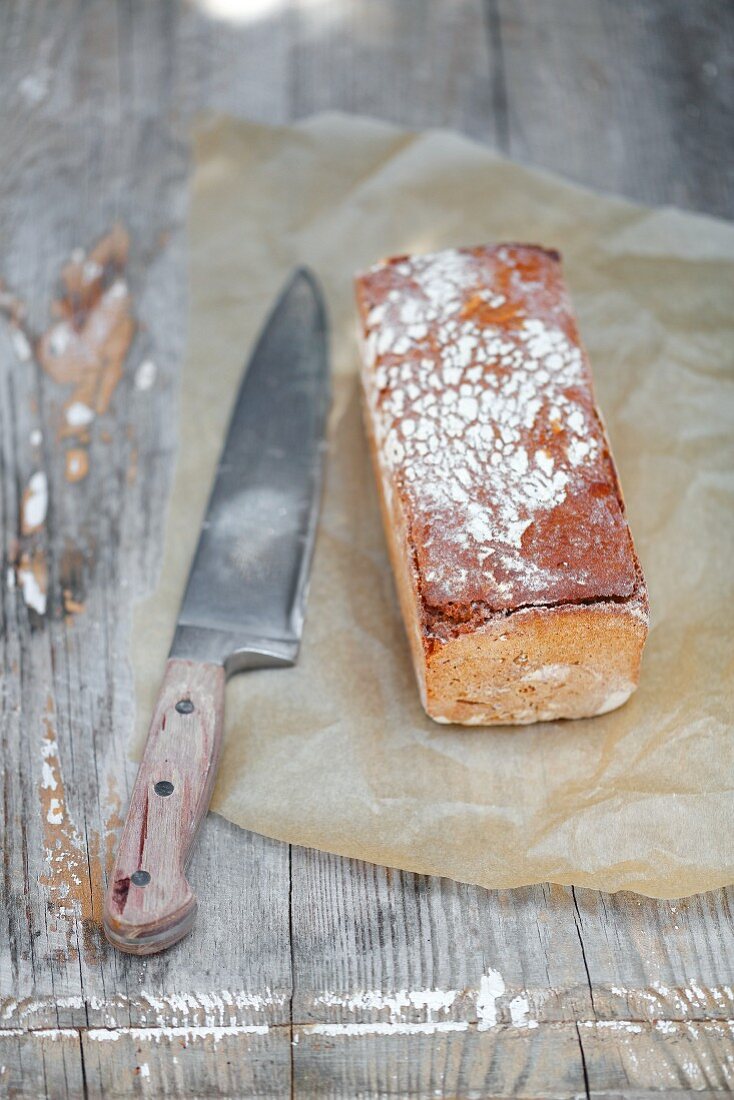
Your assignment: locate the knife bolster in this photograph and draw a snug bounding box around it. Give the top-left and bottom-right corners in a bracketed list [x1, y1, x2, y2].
[170, 622, 299, 676]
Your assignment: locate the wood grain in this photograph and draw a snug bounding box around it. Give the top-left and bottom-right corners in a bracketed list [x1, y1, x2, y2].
[0, 0, 732, 1096]
[104, 659, 225, 955]
[492, 0, 734, 218]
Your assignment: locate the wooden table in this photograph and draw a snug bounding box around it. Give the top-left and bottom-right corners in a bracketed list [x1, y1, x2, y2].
[1, 2, 732, 1096]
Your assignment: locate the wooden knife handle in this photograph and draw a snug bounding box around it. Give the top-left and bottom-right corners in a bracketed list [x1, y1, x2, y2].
[103, 658, 225, 955]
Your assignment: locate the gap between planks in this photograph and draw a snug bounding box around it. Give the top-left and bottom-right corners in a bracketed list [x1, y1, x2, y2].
[3, 1018, 733, 1041]
[4, 978, 734, 1029]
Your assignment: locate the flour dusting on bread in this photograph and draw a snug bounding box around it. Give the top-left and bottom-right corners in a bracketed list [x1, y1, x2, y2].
[356, 244, 648, 725]
[358, 245, 640, 617]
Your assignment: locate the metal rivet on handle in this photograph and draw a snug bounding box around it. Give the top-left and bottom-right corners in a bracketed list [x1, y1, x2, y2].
[154, 780, 174, 797]
[131, 870, 151, 887]
[175, 699, 194, 714]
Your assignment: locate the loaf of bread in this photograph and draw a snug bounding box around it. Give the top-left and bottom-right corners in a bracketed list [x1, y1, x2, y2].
[356, 244, 648, 725]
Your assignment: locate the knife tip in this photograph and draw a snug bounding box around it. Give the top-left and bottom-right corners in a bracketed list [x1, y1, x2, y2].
[288, 267, 328, 361]
[290, 264, 322, 298]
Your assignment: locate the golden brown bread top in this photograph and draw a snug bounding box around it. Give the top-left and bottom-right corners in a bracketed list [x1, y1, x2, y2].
[356, 244, 647, 635]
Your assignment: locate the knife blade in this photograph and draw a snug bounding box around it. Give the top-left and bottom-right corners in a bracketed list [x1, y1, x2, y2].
[104, 269, 330, 954]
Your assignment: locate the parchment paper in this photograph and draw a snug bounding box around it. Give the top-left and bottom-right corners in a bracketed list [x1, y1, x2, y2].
[133, 113, 734, 898]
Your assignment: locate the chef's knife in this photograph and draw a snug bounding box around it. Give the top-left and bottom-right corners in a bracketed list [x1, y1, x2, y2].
[104, 269, 330, 955]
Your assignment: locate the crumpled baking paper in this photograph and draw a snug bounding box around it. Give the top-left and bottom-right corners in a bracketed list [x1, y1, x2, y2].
[132, 113, 734, 898]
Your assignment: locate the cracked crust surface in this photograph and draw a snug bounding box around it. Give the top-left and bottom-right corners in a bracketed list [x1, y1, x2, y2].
[356, 244, 648, 725]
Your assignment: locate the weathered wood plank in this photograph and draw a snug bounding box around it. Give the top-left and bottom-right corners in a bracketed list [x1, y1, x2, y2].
[291, 857, 734, 1029]
[1, 0, 732, 1096]
[0, 0, 294, 1065]
[572, 887, 734, 1022]
[80, 1026, 291, 1099]
[493, 0, 734, 217]
[294, 1024, 587, 1098]
[0, 1029, 86, 1100]
[293, 1020, 734, 1098]
[289, 0, 496, 143]
[4, 1018, 732, 1098]
[0, 1026, 291, 1100]
[580, 1019, 734, 1097]
[291, 861, 592, 1025]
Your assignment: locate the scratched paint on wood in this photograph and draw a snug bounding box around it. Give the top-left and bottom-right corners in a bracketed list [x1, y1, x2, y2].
[1, 1, 733, 1097]
[15, 547, 48, 616]
[37, 225, 135, 419]
[36, 699, 107, 964]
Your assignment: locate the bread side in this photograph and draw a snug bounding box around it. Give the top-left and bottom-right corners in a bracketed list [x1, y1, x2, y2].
[356, 244, 648, 726]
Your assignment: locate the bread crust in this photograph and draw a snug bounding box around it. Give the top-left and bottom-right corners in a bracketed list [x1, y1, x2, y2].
[356, 244, 648, 725]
